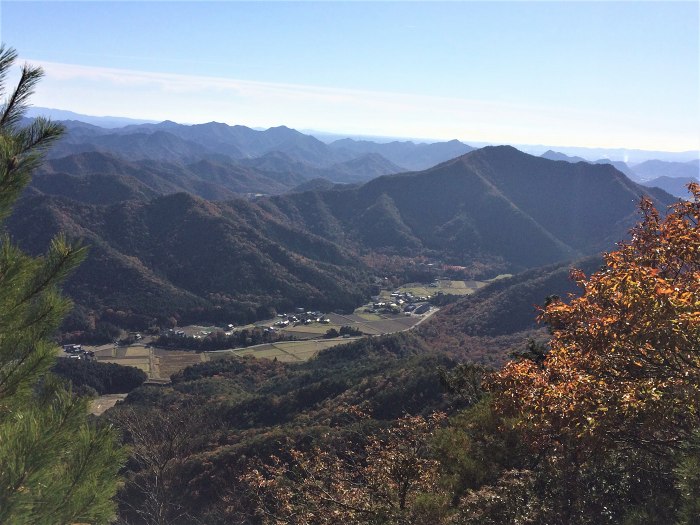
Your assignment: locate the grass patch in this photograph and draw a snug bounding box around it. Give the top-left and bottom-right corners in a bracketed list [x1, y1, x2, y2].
[283, 324, 333, 334]
[354, 311, 384, 321]
[122, 347, 150, 357]
[99, 358, 150, 374]
[157, 352, 205, 379]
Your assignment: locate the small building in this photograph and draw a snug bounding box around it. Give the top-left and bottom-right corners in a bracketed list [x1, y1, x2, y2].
[414, 303, 431, 315]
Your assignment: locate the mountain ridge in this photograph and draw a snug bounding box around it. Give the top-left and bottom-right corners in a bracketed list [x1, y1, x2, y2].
[11, 143, 676, 331]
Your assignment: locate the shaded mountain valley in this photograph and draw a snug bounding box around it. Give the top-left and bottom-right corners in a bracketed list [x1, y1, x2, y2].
[11, 122, 675, 333]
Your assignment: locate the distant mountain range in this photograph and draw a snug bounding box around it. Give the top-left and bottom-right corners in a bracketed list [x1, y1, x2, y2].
[10, 109, 683, 332]
[633, 159, 700, 181]
[25, 107, 158, 128]
[527, 144, 698, 164]
[24, 117, 480, 200]
[641, 175, 699, 198]
[327, 138, 474, 171]
[28, 107, 698, 197]
[11, 144, 675, 331]
[540, 150, 699, 198]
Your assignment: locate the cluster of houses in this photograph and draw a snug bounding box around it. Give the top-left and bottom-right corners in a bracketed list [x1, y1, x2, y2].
[266, 309, 330, 332]
[162, 328, 203, 338]
[367, 291, 431, 315]
[62, 344, 95, 360]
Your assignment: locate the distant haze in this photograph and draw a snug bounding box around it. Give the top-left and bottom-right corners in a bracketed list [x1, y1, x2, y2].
[2, 2, 697, 152]
[28, 106, 699, 164]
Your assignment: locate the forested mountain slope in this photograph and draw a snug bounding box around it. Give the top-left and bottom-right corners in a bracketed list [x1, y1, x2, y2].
[8, 192, 372, 328]
[262, 146, 674, 270]
[10, 146, 673, 330]
[417, 255, 603, 366]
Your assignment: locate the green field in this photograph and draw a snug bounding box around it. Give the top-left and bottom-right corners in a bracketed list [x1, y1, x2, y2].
[355, 311, 384, 321]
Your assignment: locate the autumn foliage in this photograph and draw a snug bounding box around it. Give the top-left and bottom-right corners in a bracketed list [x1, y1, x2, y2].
[490, 184, 700, 452]
[246, 412, 446, 525]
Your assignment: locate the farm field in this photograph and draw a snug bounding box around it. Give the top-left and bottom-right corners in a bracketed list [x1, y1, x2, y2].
[386, 276, 511, 298]
[206, 338, 359, 363]
[153, 349, 206, 379]
[279, 311, 424, 337]
[79, 288, 440, 381]
[283, 324, 331, 335]
[87, 344, 204, 381]
[86, 337, 366, 381]
[388, 279, 486, 298]
[91, 345, 152, 375]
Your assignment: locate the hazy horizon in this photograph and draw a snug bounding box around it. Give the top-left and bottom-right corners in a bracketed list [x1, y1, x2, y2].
[2, 1, 698, 153]
[24, 104, 699, 165]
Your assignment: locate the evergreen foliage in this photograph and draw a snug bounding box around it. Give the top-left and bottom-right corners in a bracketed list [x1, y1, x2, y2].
[52, 359, 147, 395]
[0, 45, 123, 524]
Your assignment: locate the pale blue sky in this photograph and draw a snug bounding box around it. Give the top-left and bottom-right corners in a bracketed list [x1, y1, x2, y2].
[1, 1, 698, 151]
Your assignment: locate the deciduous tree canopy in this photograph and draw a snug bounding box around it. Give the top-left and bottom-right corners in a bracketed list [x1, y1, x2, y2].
[491, 185, 700, 452]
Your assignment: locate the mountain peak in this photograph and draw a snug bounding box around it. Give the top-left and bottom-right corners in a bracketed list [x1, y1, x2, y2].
[198, 121, 229, 128]
[540, 150, 586, 163]
[468, 144, 525, 160]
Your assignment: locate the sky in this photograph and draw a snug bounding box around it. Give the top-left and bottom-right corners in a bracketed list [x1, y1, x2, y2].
[0, 1, 698, 152]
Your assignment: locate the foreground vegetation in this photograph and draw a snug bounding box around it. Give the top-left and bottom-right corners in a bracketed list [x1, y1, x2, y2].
[52, 359, 147, 395]
[0, 47, 122, 524]
[106, 186, 700, 524]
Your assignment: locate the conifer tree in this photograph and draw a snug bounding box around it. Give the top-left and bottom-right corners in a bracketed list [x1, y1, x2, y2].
[0, 45, 123, 524]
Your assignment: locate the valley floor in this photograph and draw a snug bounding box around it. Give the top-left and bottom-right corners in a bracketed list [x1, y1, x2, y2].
[75, 305, 440, 383]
